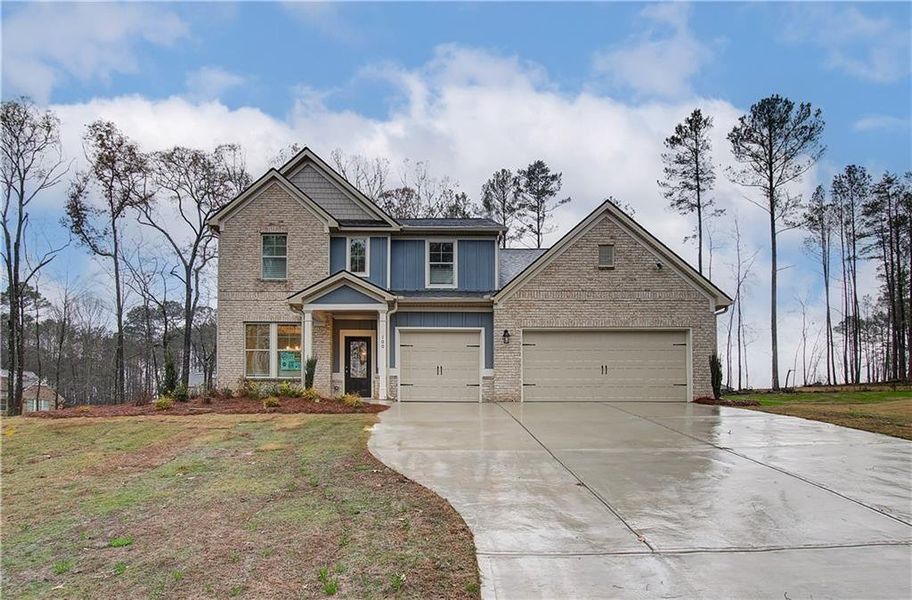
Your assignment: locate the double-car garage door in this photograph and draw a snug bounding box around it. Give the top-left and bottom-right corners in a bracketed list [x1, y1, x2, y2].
[397, 328, 689, 402]
[522, 330, 689, 402]
[399, 330, 481, 402]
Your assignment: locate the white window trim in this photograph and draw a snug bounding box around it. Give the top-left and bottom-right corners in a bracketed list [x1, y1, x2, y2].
[425, 239, 458, 289]
[261, 233, 288, 281]
[245, 322, 302, 379]
[346, 236, 370, 277]
[598, 243, 615, 269]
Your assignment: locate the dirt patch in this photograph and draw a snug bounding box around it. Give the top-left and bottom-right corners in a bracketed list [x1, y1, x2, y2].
[694, 396, 760, 407]
[26, 396, 387, 419]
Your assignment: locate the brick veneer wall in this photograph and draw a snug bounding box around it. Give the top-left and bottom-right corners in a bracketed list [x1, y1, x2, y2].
[216, 182, 331, 392]
[493, 211, 718, 402]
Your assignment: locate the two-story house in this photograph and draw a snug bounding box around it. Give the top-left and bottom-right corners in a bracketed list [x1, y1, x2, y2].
[208, 147, 731, 403]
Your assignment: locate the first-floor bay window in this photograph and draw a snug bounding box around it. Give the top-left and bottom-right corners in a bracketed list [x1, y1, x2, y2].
[245, 323, 302, 378]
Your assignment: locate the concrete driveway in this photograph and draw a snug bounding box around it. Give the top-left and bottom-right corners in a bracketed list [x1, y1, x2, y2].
[369, 401, 912, 599]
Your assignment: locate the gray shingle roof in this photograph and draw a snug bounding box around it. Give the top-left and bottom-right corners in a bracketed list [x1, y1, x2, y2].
[392, 290, 491, 298]
[398, 218, 504, 229]
[498, 248, 548, 288]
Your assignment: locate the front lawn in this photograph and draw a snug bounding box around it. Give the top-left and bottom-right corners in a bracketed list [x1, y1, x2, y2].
[733, 390, 912, 440]
[1, 414, 479, 599]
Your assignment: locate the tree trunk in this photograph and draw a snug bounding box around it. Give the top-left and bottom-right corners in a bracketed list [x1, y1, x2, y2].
[111, 220, 125, 404]
[769, 200, 780, 389]
[180, 264, 193, 389]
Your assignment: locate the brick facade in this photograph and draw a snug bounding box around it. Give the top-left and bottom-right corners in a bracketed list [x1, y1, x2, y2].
[493, 211, 718, 402]
[216, 182, 331, 392]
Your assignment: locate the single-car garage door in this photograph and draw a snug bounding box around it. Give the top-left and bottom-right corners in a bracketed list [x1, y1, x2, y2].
[522, 330, 689, 402]
[399, 330, 481, 402]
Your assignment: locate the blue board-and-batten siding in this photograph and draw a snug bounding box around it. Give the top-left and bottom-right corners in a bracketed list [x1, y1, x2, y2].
[457, 239, 496, 291]
[390, 239, 424, 291]
[390, 238, 496, 292]
[389, 311, 494, 369]
[370, 237, 387, 288]
[329, 236, 388, 288]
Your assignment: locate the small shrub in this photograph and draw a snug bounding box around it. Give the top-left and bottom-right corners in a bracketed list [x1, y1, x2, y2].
[262, 396, 280, 409]
[109, 535, 133, 548]
[173, 384, 189, 402]
[220, 387, 234, 398]
[53, 559, 73, 575]
[200, 393, 212, 405]
[302, 388, 320, 402]
[304, 357, 318, 389]
[278, 380, 305, 397]
[76, 405, 92, 413]
[339, 393, 362, 408]
[710, 353, 723, 400]
[154, 396, 174, 411]
[113, 562, 127, 576]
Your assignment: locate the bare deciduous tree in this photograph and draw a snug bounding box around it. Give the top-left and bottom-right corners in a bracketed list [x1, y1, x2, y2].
[138, 144, 249, 389]
[1, 98, 68, 414]
[65, 121, 151, 404]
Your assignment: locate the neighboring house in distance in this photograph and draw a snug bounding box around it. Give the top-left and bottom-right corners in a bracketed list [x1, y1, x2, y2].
[1, 370, 65, 412]
[208, 147, 731, 402]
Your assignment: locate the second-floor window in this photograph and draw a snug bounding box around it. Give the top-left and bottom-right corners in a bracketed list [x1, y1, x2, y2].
[348, 237, 369, 276]
[262, 234, 287, 280]
[427, 240, 456, 287]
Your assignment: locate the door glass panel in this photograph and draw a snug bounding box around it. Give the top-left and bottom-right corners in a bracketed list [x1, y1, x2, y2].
[349, 341, 368, 378]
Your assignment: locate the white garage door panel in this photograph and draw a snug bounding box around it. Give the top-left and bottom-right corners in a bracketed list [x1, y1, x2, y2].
[522, 330, 688, 402]
[399, 330, 481, 402]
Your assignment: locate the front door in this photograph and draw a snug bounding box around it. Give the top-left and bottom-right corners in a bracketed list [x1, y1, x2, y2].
[344, 336, 372, 397]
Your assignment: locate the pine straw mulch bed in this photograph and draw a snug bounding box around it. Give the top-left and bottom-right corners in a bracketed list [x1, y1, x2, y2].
[693, 396, 760, 407]
[26, 396, 387, 419]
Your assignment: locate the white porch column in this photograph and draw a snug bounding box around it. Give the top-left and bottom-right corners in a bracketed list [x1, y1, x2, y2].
[377, 309, 388, 400]
[303, 310, 313, 360]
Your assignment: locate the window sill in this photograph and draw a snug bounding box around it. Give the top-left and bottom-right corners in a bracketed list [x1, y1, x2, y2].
[597, 265, 615, 270]
[260, 278, 288, 282]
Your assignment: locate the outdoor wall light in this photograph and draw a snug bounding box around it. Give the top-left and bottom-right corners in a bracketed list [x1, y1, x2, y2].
[502, 329, 511, 344]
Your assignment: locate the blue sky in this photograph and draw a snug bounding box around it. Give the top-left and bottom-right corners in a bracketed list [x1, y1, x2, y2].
[1, 1, 910, 386]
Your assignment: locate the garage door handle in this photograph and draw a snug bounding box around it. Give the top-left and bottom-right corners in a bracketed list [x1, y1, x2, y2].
[401, 344, 413, 347]
[466, 384, 480, 387]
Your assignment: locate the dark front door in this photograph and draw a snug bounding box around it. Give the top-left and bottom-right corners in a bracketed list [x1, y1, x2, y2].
[344, 336, 372, 397]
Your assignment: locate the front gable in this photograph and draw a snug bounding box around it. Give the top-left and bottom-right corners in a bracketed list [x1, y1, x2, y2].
[287, 271, 396, 308]
[494, 201, 732, 310]
[279, 147, 400, 228]
[207, 169, 337, 232]
[311, 284, 380, 305]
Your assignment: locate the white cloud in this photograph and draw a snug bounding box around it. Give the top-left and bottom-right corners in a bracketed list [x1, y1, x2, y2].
[46, 45, 838, 388]
[185, 67, 246, 101]
[853, 114, 910, 133]
[2, 3, 188, 102]
[783, 4, 910, 83]
[592, 3, 713, 98]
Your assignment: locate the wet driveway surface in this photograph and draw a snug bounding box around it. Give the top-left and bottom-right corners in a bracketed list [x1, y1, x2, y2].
[368, 402, 912, 599]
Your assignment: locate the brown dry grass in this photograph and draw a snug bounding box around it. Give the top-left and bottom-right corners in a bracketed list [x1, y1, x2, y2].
[1, 413, 479, 599]
[750, 398, 912, 440]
